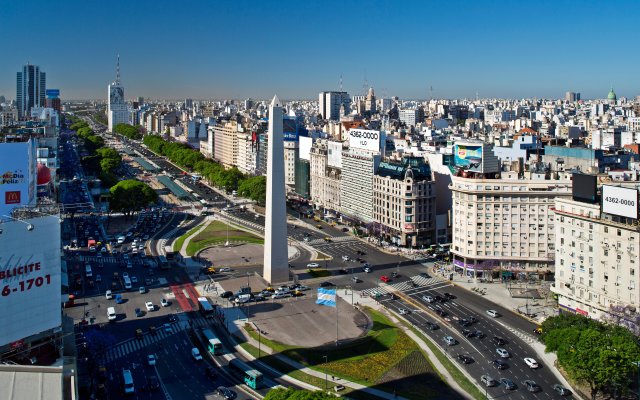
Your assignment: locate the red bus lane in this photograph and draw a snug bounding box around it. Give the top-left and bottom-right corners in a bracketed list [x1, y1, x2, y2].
[183, 283, 201, 307]
[170, 283, 192, 312]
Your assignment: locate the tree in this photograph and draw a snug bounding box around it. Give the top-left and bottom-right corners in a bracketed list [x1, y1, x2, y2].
[264, 388, 337, 400]
[238, 175, 267, 205]
[109, 180, 158, 215]
[114, 123, 143, 140]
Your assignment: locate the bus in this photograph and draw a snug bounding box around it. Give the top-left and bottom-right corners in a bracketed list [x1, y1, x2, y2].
[198, 296, 215, 318]
[201, 328, 223, 355]
[228, 358, 263, 389]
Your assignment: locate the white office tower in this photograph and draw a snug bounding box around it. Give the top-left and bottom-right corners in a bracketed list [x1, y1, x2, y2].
[107, 55, 129, 132]
[263, 95, 289, 284]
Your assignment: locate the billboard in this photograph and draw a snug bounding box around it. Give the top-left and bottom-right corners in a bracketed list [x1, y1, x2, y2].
[299, 136, 312, 161]
[602, 185, 638, 219]
[45, 89, 60, 98]
[348, 129, 381, 152]
[0, 215, 61, 346]
[572, 173, 597, 203]
[0, 141, 36, 217]
[283, 117, 298, 141]
[454, 144, 483, 172]
[327, 140, 343, 168]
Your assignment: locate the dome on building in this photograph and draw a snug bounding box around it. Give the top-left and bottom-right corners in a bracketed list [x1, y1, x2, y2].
[37, 163, 51, 185]
[607, 87, 617, 101]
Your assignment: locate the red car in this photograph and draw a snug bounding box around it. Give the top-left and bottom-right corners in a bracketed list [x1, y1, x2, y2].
[380, 275, 391, 283]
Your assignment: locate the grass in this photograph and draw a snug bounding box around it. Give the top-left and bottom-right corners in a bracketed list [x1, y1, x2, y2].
[307, 268, 331, 278]
[185, 221, 263, 256]
[172, 224, 202, 252]
[242, 308, 457, 399]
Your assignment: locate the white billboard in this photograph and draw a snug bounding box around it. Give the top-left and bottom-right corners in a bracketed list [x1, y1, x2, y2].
[327, 140, 343, 168]
[0, 215, 61, 346]
[348, 129, 381, 152]
[0, 140, 37, 217]
[602, 185, 638, 219]
[299, 136, 312, 161]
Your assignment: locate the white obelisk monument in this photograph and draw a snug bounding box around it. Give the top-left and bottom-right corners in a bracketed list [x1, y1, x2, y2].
[263, 95, 289, 284]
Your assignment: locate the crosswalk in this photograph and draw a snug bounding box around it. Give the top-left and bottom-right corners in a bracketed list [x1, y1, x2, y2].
[99, 316, 212, 363]
[79, 255, 118, 264]
[359, 275, 446, 297]
[308, 237, 358, 245]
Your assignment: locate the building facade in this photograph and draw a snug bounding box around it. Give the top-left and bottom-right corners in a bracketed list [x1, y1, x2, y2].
[372, 156, 436, 247]
[450, 172, 572, 278]
[107, 58, 128, 132]
[236, 131, 258, 175]
[16, 64, 46, 119]
[340, 147, 381, 223]
[319, 91, 349, 121]
[310, 139, 341, 214]
[213, 120, 239, 168]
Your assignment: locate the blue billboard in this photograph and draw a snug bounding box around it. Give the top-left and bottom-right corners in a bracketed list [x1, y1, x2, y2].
[45, 89, 60, 99]
[283, 117, 298, 141]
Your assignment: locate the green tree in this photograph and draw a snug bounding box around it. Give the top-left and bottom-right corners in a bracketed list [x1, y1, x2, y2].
[238, 175, 266, 205]
[264, 388, 337, 400]
[114, 123, 143, 140]
[109, 180, 158, 215]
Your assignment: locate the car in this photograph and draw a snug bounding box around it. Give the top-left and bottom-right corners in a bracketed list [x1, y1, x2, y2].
[320, 281, 334, 287]
[161, 298, 169, 307]
[443, 292, 456, 300]
[139, 286, 146, 294]
[458, 319, 471, 327]
[481, 375, 497, 387]
[95, 274, 102, 283]
[131, 276, 138, 284]
[216, 386, 236, 399]
[105, 290, 113, 300]
[297, 285, 310, 291]
[273, 291, 290, 299]
[434, 295, 445, 303]
[467, 316, 478, 323]
[435, 308, 448, 317]
[306, 262, 319, 268]
[218, 267, 231, 272]
[341, 255, 349, 261]
[486, 309, 500, 318]
[145, 302, 155, 311]
[424, 321, 439, 330]
[100, 247, 108, 253]
[523, 380, 541, 392]
[147, 354, 156, 366]
[443, 336, 457, 346]
[122, 272, 129, 279]
[473, 330, 485, 339]
[191, 348, 203, 361]
[339, 268, 349, 274]
[457, 354, 473, 364]
[524, 357, 539, 369]
[422, 295, 434, 303]
[145, 277, 153, 285]
[398, 308, 410, 315]
[493, 359, 508, 370]
[220, 291, 233, 298]
[380, 275, 391, 283]
[496, 348, 510, 358]
[351, 276, 359, 283]
[500, 378, 517, 390]
[163, 323, 172, 333]
[135, 308, 144, 317]
[553, 384, 571, 396]
[492, 336, 507, 346]
[363, 266, 371, 273]
[147, 375, 159, 390]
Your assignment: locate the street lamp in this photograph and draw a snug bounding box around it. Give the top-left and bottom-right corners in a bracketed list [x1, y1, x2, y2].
[323, 355, 328, 391]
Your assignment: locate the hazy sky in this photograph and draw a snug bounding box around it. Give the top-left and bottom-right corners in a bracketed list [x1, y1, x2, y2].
[1, 0, 639, 100]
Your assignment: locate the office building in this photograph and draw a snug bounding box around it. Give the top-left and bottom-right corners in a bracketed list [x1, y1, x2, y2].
[107, 56, 129, 132]
[319, 91, 349, 121]
[565, 91, 580, 102]
[399, 109, 420, 127]
[16, 64, 46, 119]
[310, 139, 342, 214]
[213, 120, 240, 168]
[341, 147, 381, 223]
[45, 89, 61, 114]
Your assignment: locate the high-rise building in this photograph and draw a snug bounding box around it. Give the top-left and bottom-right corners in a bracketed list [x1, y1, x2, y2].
[45, 89, 61, 114]
[565, 91, 580, 102]
[107, 56, 129, 132]
[16, 64, 46, 119]
[319, 91, 349, 121]
[365, 87, 376, 113]
[399, 109, 420, 127]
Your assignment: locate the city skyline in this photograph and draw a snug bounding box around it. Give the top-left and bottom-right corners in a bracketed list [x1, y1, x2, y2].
[1, 0, 640, 100]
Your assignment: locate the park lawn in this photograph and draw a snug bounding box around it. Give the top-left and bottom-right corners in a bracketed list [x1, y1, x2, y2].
[244, 308, 444, 397]
[172, 224, 201, 252]
[185, 221, 262, 256]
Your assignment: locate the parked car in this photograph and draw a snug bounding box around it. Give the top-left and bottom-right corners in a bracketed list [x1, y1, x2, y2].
[145, 301, 155, 311]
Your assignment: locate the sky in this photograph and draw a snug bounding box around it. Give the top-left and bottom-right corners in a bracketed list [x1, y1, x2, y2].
[1, 0, 639, 101]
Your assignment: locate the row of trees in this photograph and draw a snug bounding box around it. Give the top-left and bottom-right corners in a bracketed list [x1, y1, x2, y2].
[114, 123, 143, 140]
[109, 179, 158, 215]
[69, 116, 121, 187]
[540, 314, 640, 399]
[265, 388, 337, 400]
[142, 135, 267, 204]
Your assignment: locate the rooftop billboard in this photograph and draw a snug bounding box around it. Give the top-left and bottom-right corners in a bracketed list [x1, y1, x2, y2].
[602, 185, 638, 219]
[348, 129, 381, 152]
[299, 136, 312, 161]
[0, 215, 61, 346]
[327, 140, 343, 168]
[454, 143, 483, 172]
[0, 140, 37, 217]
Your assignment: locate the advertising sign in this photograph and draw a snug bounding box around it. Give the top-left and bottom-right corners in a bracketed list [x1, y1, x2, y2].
[0, 216, 61, 346]
[0, 141, 35, 217]
[602, 185, 638, 219]
[45, 89, 60, 98]
[299, 136, 312, 161]
[454, 144, 483, 172]
[327, 140, 343, 168]
[348, 129, 381, 152]
[283, 117, 298, 141]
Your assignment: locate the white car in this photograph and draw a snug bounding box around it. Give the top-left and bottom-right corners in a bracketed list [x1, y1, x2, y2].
[191, 348, 203, 361]
[161, 298, 169, 307]
[341, 255, 349, 261]
[422, 295, 434, 303]
[147, 354, 156, 366]
[524, 357, 539, 369]
[139, 286, 146, 294]
[105, 290, 113, 300]
[145, 302, 155, 311]
[399, 308, 410, 315]
[496, 348, 510, 358]
[122, 272, 129, 279]
[486, 309, 500, 318]
[306, 262, 319, 268]
[363, 266, 371, 273]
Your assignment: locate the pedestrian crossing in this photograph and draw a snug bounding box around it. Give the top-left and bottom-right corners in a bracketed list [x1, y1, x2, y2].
[99, 316, 212, 363]
[358, 275, 445, 297]
[79, 255, 118, 264]
[308, 237, 358, 245]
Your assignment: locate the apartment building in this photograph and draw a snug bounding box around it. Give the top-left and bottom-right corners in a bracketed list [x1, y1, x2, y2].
[372, 156, 436, 247]
[284, 140, 298, 187]
[309, 139, 341, 214]
[213, 120, 239, 168]
[236, 131, 258, 175]
[450, 171, 572, 278]
[340, 147, 381, 223]
[553, 191, 640, 321]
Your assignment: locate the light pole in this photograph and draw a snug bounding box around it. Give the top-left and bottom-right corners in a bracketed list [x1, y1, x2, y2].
[323, 355, 328, 391]
[256, 323, 261, 359]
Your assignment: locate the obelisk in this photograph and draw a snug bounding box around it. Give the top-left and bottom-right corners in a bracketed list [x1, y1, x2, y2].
[263, 95, 289, 284]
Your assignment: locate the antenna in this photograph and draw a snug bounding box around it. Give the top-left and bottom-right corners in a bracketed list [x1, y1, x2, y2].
[116, 54, 121, 84]
[429, 85, 433, 101]
[362, 70, 369, 95]
[339, 74, 343, 91]
[476, 91, 479, 101]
